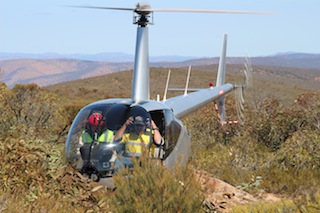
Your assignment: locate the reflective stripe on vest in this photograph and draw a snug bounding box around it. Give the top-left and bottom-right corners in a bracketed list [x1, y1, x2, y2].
[98, 129, 114, 142]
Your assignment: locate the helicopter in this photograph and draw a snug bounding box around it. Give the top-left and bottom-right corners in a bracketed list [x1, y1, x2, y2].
[65, 2, 259, 182]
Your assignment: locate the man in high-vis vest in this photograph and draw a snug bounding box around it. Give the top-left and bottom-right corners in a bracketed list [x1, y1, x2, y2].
[114, 115, 164, 167]
[77, 112, 114, 170]
[81, 112, 114, 143]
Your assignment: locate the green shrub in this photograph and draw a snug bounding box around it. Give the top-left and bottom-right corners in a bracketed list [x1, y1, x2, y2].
[247, 97, 307, 150]
[231, 199, 299, 213]
[109, 152, 204, 212]
[0, 136, 109, 212]
[0, 84, 67, 142]
[188, 94, 320, 199]
[231, 192, 320, 213]
[0, 137, 50, 194]
[277, 130, 320, 170]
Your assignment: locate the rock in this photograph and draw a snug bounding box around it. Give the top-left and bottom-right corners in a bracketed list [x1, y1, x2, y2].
[195, 170, 280, 212]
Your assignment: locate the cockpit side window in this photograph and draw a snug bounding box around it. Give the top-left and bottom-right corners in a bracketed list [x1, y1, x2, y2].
[163, 109, 181, 159]
[149, 110, 166, 159]
[149, 110, 165, 138]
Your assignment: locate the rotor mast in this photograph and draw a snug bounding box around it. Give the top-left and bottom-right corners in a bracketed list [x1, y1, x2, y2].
[131, 3, 153, 103]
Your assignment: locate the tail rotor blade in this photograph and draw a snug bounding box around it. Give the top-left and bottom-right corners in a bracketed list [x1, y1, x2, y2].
[244, 55, 253, 88]
[235, 87, 245, 123]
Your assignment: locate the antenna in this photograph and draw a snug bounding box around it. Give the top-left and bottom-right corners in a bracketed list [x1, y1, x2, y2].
[184, 66, 192, 96]
[163, 69, 171, 102]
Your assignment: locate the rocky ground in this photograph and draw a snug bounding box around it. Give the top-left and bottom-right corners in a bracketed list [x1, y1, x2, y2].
[195, 170, 281, 212]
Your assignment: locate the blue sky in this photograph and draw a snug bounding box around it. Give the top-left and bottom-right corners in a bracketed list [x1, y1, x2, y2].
[1, 0, 319, 57]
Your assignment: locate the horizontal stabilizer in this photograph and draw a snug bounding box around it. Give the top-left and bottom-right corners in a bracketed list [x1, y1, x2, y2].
[164, 84, 233, 118]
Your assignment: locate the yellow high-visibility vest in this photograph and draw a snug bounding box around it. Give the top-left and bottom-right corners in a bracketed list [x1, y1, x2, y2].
[82, 130, 114, 143]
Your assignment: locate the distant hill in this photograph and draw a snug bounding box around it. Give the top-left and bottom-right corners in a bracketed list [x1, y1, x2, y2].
[0, 52, 319, 87]
[236, 53, 320, 69]
[157, 53, 320, 69]
[44, 65, 319, 106]
[0, 59, 132, 87]
[0, 52, 195, 63]
[0, 52, 134, 63]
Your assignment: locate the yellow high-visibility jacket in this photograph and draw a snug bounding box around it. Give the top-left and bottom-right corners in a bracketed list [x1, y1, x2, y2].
[120, 128, 164, 157]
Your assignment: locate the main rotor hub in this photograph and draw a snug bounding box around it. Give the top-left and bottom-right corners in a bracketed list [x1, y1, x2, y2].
[135, 2, 151, 15]
[133, 2, 153, 27]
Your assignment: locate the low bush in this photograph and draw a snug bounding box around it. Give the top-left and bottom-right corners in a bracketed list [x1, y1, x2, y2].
[188, 93, 320, 205]
[0, 136, 109, 212]
[0, 84, 67, 142]
[109, 152, 204, 212]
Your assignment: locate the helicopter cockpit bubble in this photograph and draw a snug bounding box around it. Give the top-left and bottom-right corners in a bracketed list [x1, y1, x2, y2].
[65, 103, 154, 180]
[65, 103, 127, 179]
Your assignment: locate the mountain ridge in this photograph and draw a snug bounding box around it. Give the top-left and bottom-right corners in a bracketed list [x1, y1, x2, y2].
[0, 52, 196, 63]
[0, 52, 319, 88]
[1, 51, 320, 63]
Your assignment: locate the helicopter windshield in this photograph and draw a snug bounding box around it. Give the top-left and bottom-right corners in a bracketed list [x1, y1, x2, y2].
[65, 103, 153, 180]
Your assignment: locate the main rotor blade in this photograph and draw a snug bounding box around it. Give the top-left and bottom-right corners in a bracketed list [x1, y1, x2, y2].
[67, 5, 271, 15]
[67, 5, 135, 11]
[146, 8, 270, 14]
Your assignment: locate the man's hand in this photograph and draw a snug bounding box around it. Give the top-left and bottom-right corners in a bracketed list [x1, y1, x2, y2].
[125, 116, 134, 126]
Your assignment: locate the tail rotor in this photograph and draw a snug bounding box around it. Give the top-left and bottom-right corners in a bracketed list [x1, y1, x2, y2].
[233, 55, 253, 124]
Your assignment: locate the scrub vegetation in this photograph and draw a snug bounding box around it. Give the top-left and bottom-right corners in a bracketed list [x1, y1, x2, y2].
[186, 93, 320, 212]
[0, 65, 319, 212]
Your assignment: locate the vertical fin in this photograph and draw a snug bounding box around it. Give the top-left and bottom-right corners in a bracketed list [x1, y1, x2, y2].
[216, 34, 228, 124]
[216, 34, 227, 87]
